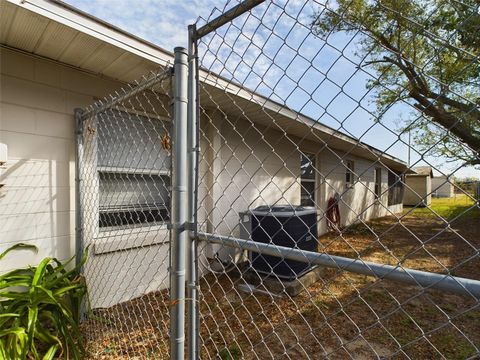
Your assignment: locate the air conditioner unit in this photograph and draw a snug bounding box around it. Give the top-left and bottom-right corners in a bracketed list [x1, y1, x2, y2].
[243, 205, 318, 280]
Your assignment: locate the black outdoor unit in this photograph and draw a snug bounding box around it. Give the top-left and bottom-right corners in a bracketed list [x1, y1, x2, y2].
[249, 205, 318, 280]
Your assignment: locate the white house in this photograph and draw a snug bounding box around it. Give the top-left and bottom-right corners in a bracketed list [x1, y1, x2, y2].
[0, 0, 409, 307]
[432, 175, 454, 198]
[404, 166, 433, 207]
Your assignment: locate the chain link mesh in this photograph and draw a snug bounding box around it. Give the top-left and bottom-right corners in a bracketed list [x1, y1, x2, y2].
[193, 0, 479, 359]
[78, 66, 174, 359]
[75, 1, 479, 358]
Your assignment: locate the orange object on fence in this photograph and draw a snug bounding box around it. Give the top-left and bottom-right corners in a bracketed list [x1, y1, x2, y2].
[326, 196, 340, 232]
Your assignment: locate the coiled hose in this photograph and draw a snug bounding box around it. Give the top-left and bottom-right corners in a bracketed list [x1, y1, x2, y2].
[326, 196, 340, 231]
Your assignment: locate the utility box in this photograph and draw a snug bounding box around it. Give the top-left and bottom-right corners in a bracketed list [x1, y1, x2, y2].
[241, 205, 318, 280]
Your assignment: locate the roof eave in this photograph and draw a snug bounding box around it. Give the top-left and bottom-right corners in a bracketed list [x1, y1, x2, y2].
[5, 0, 173, 67]
[4, 0, 408, 171]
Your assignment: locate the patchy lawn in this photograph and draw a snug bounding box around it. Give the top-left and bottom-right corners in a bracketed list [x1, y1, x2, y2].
[405, 194, 479, 220]
[83, 195, 479, 359]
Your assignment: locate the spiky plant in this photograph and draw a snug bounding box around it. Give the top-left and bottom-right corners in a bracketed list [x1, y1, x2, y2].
[0, 244, 87, 359]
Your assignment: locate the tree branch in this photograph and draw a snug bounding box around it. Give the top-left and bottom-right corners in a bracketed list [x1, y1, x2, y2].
[425, 91, 480, 120]
[411, 91, 480, 154]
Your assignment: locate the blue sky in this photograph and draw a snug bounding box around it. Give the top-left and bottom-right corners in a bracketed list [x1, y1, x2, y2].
[64, 0, 478, 179]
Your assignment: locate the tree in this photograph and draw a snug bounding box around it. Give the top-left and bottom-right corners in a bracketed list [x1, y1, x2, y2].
[312, 0, 480, 166]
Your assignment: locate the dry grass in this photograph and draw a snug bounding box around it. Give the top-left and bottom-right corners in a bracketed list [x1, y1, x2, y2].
[83, 195, 479, 359]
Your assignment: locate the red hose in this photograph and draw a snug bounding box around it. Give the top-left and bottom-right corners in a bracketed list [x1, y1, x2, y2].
[326, 196, 340, 231]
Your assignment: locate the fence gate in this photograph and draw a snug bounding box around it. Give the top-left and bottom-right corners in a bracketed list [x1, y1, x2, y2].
[75, 63, 186, 358]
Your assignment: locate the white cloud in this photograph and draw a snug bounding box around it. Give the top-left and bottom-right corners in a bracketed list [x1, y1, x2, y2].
[64, 0, 229, 49]
[62, 0, 477, 176]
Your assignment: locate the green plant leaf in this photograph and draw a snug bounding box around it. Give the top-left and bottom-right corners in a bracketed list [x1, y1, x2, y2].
[0, 246, 87, 359]
[0, 268, 34, 282]
[0, 339, 7, 360]
[53, 284, 83, 297]
[0, 326, 26, 338]
[35, 285, 72, 317]
[32, 258, 53, 287]
[0, 278, 31, 290]
[0, 244, 37, 261]
[26, 306, 38, 351]
[0, 292, 30, 300]
[35, 323, 61, 346]
[0, 313, 19, 318]
[42, 344, 59, 360]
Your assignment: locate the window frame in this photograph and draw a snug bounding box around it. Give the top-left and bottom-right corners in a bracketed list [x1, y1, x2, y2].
[98, 170, 171, 230]
[374, 167, 382, 200]
[85, 110, 172, 254]
[345, 160, 355, 188]
[300, 153, 316, 207]
[388, 171, 404, 206]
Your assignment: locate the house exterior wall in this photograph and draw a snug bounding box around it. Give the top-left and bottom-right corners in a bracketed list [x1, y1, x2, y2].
[1, 48, 404, 308]
[80, 112, 172, 307]
[404, 175, 432, 207]
[197, 111, 302, 262]
[0, 49, 172, 308]
[315, 149, 401, 233]
[432, 176, 454, 198]
[200, 120, 403, 253]
[0, 48, 119, 271]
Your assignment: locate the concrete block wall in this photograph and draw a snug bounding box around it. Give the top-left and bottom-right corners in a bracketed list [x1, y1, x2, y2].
[0, 48, 172, 308]
[0, 47, 120, 272]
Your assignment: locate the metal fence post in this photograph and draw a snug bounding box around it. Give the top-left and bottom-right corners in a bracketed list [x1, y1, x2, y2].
[171, 47, 189, 360]
[74, 108, 84, 268]
[187, 24, 200, 360]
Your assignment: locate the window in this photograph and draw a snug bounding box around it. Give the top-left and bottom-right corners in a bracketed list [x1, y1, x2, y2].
[300, 153, 316, 207]
[345, 160, 355, 188]
[99, 172, 170, 228]
[388, 171, 404, 206]
[97, 111, 171, 230]
[374, 167, 382, 199]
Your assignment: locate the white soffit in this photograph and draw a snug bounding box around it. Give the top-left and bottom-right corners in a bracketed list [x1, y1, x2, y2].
[1, 0, 173, 82]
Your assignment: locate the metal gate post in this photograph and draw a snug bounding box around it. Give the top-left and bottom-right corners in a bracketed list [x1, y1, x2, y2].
[171, 47, 189, 360]
[187, 25, 200, 360]
[74, 108, 84, 268]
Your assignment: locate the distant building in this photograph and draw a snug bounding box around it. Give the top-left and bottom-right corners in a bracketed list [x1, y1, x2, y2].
[404, 167, 433, 207]
[432, 176, 454, 198]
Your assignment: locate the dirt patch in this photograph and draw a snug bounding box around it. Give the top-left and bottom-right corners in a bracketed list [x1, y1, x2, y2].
[82, 207, 479, 359]
[82, 291, 170, 359]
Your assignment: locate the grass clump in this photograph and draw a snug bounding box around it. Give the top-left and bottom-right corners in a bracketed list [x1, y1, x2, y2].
[407, 195, 479, 220]
[219, 344, 242, 360]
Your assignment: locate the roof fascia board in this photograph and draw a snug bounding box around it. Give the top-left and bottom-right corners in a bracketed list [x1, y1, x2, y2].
[200, 72, 407, 169]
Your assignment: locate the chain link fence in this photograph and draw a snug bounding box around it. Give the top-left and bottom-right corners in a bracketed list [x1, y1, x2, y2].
[76, 66, 174, 358]
[191, 0, 479, 359]
[75, 0, 479, 358]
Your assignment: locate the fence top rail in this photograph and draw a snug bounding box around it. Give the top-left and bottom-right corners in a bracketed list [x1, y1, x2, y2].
[194, 0, 266, 39]
[80, 66, 172, 121]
